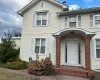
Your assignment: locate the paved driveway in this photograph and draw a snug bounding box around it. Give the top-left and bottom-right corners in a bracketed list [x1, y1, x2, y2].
[0, 67, 90, 80]
[39, 75, 90, 80]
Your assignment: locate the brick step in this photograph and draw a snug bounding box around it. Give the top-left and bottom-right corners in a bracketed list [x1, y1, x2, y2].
[55, 68, 87, 78]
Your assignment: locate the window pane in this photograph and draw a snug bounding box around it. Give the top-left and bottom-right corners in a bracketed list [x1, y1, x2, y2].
[35, 46, 40, 53]
[95, 20, 100, 26]
[90, 21, 93, 27]
[78, 16, 81, 21]
[96, 49, 100, 58]
[36, 39, 40, 46]
[95, 16, 100, 20]
[37, 20, 41, 25]
[37, 14, 41, 20]
[65, 17, 67, 22]
[69, 16, 76, 22]
[42, 13, 47, 20]
[36, 12, 47, 26]
[90, 14, 93, 20]
[69, 22, 76, 27]
[41, 46, 45, 53]
[42, 20, 47, 25]
[96, 40, 100, 58]
[41, 39, 45, 46]
[78, 22, 81, 27]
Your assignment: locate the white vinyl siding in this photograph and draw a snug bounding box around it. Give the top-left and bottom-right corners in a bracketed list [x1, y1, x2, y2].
[31, 39, 34, 54]
[47, 13, 51, 25]
[33, 15, 36, 26]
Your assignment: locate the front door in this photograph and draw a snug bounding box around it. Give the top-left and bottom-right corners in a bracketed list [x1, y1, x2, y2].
[65, 40, 79, 65]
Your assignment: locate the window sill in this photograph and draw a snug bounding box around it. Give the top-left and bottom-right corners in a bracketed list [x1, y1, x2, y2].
[32, 25, 50, 27]
[89, 27, 100, 29]
[35, 53, 47, 56]
[95, 58, 100, 61]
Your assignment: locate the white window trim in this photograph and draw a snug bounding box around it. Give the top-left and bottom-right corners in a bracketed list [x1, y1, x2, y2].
[65, 15, 81, 28]
[35, 12, 49, 27]
[94, 39, 100, 60]
[34, 38, 47, 55]
[90, 14, 100, 28]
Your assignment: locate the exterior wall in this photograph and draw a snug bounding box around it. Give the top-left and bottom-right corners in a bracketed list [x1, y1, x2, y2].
[23, 0, 62, 34]
[60, 13, 100, 32]
[20, 34, 56, 64]
[21, 0, 100, 69]
[60, 37, 85, 68]
[20, 0, 63, 63]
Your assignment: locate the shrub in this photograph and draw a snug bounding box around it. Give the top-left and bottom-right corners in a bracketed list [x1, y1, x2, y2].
[0, 60, 28, 70]
[44, 58, 56, 75]
[28, 57, 56, 76]
[28, 59, 45, 75]
[0, 31, 20, 63]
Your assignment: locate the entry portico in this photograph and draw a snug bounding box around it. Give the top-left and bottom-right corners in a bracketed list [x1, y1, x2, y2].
[53, 28, 95, 77]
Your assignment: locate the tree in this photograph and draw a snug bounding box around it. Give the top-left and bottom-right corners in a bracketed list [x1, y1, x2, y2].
[0, 31, 20, 63]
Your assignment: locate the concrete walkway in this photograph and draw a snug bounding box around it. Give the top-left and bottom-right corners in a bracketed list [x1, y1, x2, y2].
[0, 67, 90, 80]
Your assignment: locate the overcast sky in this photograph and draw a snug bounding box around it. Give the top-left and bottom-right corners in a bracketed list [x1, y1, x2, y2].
[0, 0, 99, 37]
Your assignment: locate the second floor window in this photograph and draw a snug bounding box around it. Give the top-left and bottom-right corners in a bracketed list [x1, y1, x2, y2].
[69, 16, 76, 27]
[95, 15, 100, 27]
[90, 14, 100, 27]
[36, 12, 47, 26]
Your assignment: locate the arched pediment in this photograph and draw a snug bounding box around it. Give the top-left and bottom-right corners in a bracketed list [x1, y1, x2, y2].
[52, 28, 95, 37]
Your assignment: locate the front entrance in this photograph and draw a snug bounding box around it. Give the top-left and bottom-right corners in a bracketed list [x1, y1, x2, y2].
[65, 40, 80, 65]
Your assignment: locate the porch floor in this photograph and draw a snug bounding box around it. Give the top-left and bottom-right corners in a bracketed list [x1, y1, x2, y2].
[61, 65, 85, 71]
[55, 66, 88, 77]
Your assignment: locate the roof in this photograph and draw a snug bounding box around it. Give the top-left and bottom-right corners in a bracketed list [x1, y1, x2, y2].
[57, 7, 100, 16]
[17, 0, 68, 16]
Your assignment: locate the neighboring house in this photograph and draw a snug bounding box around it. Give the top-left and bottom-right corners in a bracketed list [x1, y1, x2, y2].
[18, 0, 100, 77]
[12, 37, 21, 48]
[0, 37, 21, 48]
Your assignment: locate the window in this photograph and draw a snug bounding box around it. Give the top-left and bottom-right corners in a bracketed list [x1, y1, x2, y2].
[78, 16, 81, 27]
[90, 14, 93, 27]
[65, 17, 67, 27]
[36, 12, 47, 26]
[96, 40, 100, 58]
[35, 38, 46, 54]
[90, 14, 100, 27]
[95, 15, 100, 27]
[69, 16, 76, 27]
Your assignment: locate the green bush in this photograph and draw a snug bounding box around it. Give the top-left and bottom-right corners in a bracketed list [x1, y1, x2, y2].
[0, 31, 20, 63]
[0, 60, 28, 70]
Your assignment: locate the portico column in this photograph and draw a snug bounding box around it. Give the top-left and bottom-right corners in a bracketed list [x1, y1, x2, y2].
[85, 36, 91, 71]
[56, 36, 61, 68]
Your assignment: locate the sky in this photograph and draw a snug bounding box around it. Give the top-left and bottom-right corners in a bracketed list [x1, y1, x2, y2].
[0, 0, 100, 37]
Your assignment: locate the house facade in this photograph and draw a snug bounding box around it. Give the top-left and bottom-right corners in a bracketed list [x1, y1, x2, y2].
[18, 0, 100, 77]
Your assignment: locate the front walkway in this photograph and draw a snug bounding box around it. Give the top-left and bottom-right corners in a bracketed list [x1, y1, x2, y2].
[0, 67, 90, 80]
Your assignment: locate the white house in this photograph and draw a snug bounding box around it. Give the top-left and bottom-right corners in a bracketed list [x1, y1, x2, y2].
[18, 0, 100, 77]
